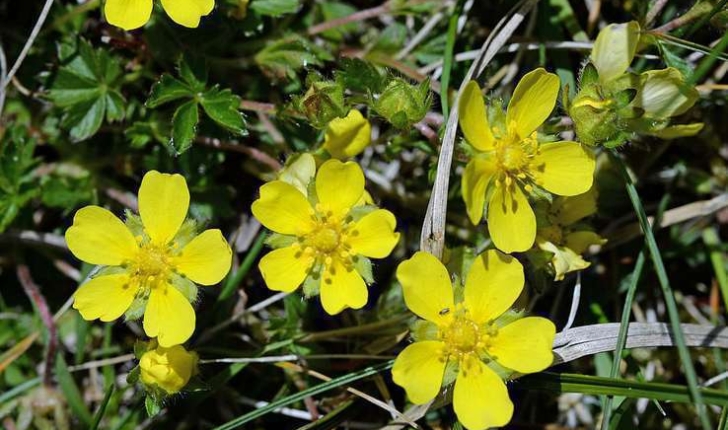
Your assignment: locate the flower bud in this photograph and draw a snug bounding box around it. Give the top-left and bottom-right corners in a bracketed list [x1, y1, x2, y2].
[373, 78, 430, 129]
[140, 345, 198, 395]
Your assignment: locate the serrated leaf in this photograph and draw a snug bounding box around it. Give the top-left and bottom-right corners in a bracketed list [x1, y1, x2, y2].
[255, 35, 329, 80]
[200, 87, 246, 134]
[63, 96, 107, 141]
[318, 2, 358, 40]
[170, 100, 199, 154]
[250, 0, 300, 16]
[178, 54, 208, 91]
[147, 75, 194, 108]
[335, 58, 385, 93]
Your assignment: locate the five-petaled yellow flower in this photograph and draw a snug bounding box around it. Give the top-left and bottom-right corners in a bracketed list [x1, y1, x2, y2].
[392, 251, 555, 430]
[66, 171, 232, 347]
[459, 68, 596, 253]
[140, 344, 198, 394]
[252, 159, 400, 315]
[105, 0, 214, 31]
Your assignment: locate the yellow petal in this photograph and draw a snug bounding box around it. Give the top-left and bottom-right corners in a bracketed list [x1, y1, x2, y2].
[258, 246, 313, 292]
[565, 231, 605, 254]
[537, 240, 591, 281]
[391, 341, 447, 404]
[323, 109, 372, 159]
[315, 159, 364, 215]
[144, 285, 196, 347]
[73, 274, 135, 322]
[348, 210, 400, 258]
[278, 153, 316, 196]
[458, 81, 495, 151]
[176, 229, 232, 285]
[319, 260, 368, 315]
[140, 345, 197, 394]
[104, 0, 153, 30]
[463, 250, 524, 324]
[551, 189, 597, 226]
[160, 0, 214, 28]
[487, 183, 536, 253]
[506, 68, 560, 138]
[462, 158, 496, 225]
[252, 181, 314, 236]
[490, 317, 556, 373]
[592, 21, 640, 83]
[530, 142, 595, 196]
[396, 252, 454, 323]
[65, 206, 138, 266]
[453, 357, 513, 430]
[138, 171, 190, 246]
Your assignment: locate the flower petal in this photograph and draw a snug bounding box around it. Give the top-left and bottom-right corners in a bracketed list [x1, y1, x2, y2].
[565, 231, 605, 254]
[65, 206, 138, 266]
[176, 229, 232, 285]
[459, 81, 495, 151]
[319, 260, 368, 314]
[506, 68, 560, 138]
[551, 190, 597, 226]
[348, 209, 400, 258]
[144, 285, 196, 347]
[315, 159, 364, 215]
[531, 142, 595, 196]
[396, 251, 454, 323]
[490, 317, 556, 373]
[278, 153, 316, 196]
[73, 274, 135, 322]
[635, 68, 699, 118]
[258, 245, 313, 293]
[462, 158, 497, 225]
[139, 171, 190, 246]
[464, 250, 524, 324]
[487, 183, 536, 253]
[591, 21, 640, 84]
[453, 357, 513, 430]
[323, 109, 372, 159]
[252, 181, 314, 236]
[104, 0, 153, 30]
[392, 341, 447, 404]
[159, 0, 214, 28]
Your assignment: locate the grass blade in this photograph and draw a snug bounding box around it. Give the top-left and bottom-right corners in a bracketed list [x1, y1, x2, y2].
[610, 150, 712, 430]
[90, 384, 115, 430]
[218, 230, 267, 302]
[213, 361, 393, 430]
[55, 354, 93, 425]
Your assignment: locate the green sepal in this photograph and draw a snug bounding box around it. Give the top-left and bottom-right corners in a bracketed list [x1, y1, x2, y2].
[353, 256, 374, 284]
[301, 272, 321, 298]
[126, 366, 141, 385]
[265, 232, 298, 249]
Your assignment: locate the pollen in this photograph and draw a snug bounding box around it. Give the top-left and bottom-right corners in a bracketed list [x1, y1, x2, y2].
[128, 242, 175, 292]
[298, 204, 355, 270]
[438, 305, 494, 363]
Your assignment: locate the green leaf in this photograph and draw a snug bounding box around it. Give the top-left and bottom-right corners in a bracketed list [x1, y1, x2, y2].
[145, 395, 162, 417]
[318, 2, 358, 40]
[250, 0, 300, 16]
[200, 87, 247, 134]
[335, 58, 385, 93]
[255, 35, 329, 80]
[171, 100, 200, 154]
[147, 75, 194, 108]
[48, 39, 125, 141]
[178, 54, 208, 91]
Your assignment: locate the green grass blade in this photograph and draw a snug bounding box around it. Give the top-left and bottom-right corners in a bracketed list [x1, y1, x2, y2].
[218, 231, 267, 302]
[55, 354, 94, 426]
[296, 399, 356, 430]
[440, 0, 464, 119]
[610, 151, 712, 430]
[90, 384, 115, 430]
[688, 28, 728, 86]
[703, 227, 728, 311]
[0, 377, 41, 404]
[213, 361, 394, 430]
[520, 372, 728, 405]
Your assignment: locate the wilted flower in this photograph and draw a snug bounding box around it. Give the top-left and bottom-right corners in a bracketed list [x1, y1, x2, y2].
[392, 251, 555, 430]
[459, 69, 595, 253]
[66, 171, 232, 346]
[536, 189, 605, 280]
[105, 0, 214, 31]
[252, 159, 399, 314]
[140, 344, 198, 394]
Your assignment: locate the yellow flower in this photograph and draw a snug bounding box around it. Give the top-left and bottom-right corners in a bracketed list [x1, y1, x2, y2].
[323, 109, 372, 159]
[251, 159, 400, 315]
[140, 344, 198, 394]
[536, 189, 605, 281]
[105, 0, 214, 31]
[66, 171, 232, 347]
[392, 251, 555, 430]
[278, 153, 317, 195]
[459, 69, 596, 253]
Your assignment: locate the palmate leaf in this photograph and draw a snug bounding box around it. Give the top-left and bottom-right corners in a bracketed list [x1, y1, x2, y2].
[48, 39, 125, 141]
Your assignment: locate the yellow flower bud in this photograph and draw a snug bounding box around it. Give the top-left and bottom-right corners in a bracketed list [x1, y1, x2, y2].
[323, 109, 372, 159]
[140, 345, 198, 394]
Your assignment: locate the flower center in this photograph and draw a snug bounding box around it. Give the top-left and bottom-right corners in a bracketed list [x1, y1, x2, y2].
[310, 226, 340, 253]
[298, 204, 357, 274]
[439, 305, 497, 363]
[128, 243, 175, 291]
[495, 131, 538, 177]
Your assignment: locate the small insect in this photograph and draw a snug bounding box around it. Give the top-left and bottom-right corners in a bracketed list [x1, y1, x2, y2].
[439, 307, 450, 316]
